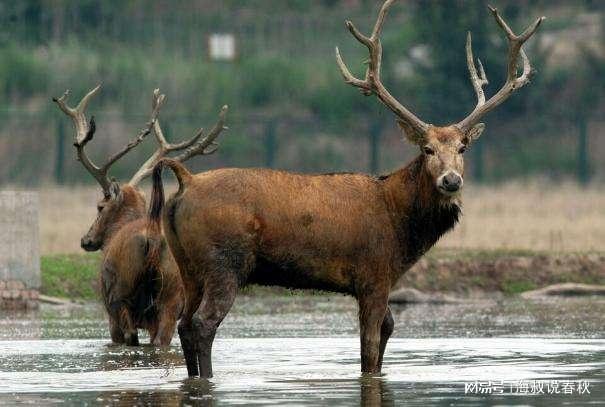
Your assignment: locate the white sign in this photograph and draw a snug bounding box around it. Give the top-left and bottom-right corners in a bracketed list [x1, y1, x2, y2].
[208, 33, 236, 61]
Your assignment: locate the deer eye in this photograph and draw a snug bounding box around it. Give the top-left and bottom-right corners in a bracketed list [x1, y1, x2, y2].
[458, 145, 467, 154]
[423, 146, 435, 155]
[97, 205, 104, 212]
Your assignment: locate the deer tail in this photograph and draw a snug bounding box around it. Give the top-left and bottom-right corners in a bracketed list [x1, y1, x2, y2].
[146, 159, 192, 286]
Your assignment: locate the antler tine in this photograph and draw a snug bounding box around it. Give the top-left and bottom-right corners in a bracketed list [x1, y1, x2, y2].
[171, 105, 229, 163]
[54, 85, 162, 197]
[150, 89, 169, 147]
[457, 7, 545, 132]
[335, 0, 429, 135]
[466, 32, 489, 107]
[53, 85, 114, 195]
[128, 93, 229, 186]
[101, 94, 164, 173]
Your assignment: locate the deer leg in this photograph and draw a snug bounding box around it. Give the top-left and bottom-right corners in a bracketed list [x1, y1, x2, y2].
[178, 292, 204, 377]
[109, 315, 125, 344]
[148, 321, 159, 345]
[152, 304, 179, 346]
[358, 291, 389, 374]
[118, 306, 139, 346]
[193, 270, 238, 378]
[377, 306, 394, 371]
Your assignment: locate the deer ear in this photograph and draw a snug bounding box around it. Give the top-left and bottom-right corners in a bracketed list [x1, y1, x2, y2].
[397, 120, 425, 145]
[466, 123, 485, 143]
[108, 182, 121, 200]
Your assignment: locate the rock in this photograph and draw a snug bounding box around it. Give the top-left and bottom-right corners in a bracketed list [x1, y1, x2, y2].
[388, 287, 464, 304]
[521, 283, 605, 299]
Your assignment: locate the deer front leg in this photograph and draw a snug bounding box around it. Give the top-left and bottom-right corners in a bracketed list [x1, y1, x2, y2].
[118, 306, 139, 346]
[152, 302, 180, 346]
[109, 315, 125, 344]
[357, 288, 389, 374]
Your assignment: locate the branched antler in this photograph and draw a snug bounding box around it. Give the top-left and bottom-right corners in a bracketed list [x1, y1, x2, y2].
[457, 6, 545, 132]
[336, 0, 544, 137]
[335, 0, 429, 136]
[53, 85, 163, 197]
[128, 89, 228, 186]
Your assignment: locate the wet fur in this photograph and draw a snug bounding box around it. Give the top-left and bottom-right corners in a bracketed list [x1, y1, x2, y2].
[98, 185, 184, 346]
[149, 143, 462, 376]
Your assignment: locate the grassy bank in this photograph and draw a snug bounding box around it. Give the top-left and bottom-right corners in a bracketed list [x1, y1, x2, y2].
[41, 253, 101, 300]
[40, 249, 605, 301]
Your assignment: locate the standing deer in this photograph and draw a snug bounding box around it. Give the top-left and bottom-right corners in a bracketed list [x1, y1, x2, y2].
[148, 1, 543, 376]
[53, 86, 228, 346]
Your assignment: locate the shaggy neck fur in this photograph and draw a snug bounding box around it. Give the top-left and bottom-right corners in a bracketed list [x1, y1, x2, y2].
[102, 185, 146, 251]
[381, 154, 461, 266]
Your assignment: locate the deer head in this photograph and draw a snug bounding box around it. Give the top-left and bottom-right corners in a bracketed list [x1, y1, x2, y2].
[336, 0, 544, 197]
[54, 86, 228, 251]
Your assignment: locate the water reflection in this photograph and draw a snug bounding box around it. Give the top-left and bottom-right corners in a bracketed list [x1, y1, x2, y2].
[0, 296, 603, 405]
[359, 376, 394, 407]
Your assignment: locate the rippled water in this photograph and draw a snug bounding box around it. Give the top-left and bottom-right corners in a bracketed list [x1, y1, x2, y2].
[0, 295, 604, 405]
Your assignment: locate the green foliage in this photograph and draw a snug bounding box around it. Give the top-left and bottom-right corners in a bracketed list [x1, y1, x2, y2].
[0, 1, 603, 184]
[40, 253, 100, 300]
[0, 44, 48, 97]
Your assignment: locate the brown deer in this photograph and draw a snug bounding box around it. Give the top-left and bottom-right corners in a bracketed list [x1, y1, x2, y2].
[53, 86, 228, 346]
[148, 1, 543, 376]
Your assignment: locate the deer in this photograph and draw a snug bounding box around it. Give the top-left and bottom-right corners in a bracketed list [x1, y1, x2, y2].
[53, 85, 228, 346]
[147, 1, 543, 376]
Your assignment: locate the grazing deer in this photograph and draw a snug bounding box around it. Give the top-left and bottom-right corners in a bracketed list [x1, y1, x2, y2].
[53, 86, 228, 346]
[148, 1, 543, 376]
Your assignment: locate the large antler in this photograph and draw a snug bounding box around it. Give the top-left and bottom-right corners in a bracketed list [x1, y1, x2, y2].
[128, 89, 228, 186]
[457, 6, 545, 132]
[53, 85, 163, 197]
[335, 0, 429, 136]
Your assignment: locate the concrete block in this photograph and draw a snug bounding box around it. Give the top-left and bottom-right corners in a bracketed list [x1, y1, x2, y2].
[0, 191, 40, 290]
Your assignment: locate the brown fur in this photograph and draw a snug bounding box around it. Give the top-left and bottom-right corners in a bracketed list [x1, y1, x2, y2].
[85, 184, 184, 346]
[148, 126, 471, 376]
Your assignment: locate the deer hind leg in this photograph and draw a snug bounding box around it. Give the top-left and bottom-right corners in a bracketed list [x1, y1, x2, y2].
[357, 289, 389, 374]
[178, 290, 204, 377]
[181, 269, 239, 378]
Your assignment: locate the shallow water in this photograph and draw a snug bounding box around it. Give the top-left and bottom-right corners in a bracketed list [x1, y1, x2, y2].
[0, 295, 604, 406]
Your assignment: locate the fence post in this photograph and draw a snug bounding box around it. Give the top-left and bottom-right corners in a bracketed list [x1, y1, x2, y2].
[55, 118, 65, 184]
[577, 117, 589, 185]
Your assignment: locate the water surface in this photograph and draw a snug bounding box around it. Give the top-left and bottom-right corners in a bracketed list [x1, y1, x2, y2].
[0, 295, 603, 405]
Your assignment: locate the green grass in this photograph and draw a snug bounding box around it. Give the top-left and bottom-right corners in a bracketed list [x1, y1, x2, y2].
[40, 249, 604, 300]
[40, 253, 101, 300]
[501, 280, 538, 295]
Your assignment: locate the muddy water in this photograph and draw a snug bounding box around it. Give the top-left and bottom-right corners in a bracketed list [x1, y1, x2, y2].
[0, 295, 603, 405]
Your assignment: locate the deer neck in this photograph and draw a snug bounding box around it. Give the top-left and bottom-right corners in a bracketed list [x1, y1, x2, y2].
[381, 154, 461, 266]
[101, 187, 147, 251]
